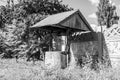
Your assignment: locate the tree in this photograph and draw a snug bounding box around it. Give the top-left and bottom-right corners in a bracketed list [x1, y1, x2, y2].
[0, 0, 73, 25]
[96, 0, 119, 28]
[0, 0, 73, 40]
[0, 0, 73, 59]
[96, 0, 119, 66]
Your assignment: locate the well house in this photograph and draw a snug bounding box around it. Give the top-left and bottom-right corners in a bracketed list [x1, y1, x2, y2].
[30, 10, 110, 69]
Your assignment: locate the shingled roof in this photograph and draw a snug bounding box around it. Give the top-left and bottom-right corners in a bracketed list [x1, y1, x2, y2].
[31, 10, 93, 32]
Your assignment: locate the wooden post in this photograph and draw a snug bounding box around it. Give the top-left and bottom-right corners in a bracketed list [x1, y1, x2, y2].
[97, 25, 104, 63]
[49, 31, 53, 51]
[67, 54, 69, 67]
[65, 29, 71, 66]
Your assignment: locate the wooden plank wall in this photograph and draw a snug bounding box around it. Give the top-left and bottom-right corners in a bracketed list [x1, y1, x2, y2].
[70, 32, 111, 66]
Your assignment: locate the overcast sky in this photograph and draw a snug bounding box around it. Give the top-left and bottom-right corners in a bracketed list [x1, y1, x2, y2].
[0, 0, 120, 27]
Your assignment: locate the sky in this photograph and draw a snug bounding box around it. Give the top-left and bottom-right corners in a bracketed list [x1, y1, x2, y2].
[62, 0, 120, 27]
[0, 0, 120, 27]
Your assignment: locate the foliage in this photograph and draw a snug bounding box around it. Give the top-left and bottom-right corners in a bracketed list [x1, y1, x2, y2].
[96, 0, 119, 28]
[0, 0, 73, 59]
[0, 20, 27, 58]
[0, 0, 73, 25]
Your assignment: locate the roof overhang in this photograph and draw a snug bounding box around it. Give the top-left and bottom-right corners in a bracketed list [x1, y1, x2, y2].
[30, 10, 94, 33]
[30, 24, 86, 34]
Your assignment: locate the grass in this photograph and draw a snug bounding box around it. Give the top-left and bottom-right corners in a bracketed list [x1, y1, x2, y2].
[0, 59, 119, 80]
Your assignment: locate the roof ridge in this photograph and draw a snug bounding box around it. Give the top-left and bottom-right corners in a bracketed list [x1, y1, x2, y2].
[30, 9, 93, 32]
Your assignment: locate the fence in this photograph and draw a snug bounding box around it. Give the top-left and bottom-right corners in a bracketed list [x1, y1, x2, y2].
[104, 25, 120, 68]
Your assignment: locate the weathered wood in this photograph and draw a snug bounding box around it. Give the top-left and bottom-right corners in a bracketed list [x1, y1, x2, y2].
[29, 10, 95, 69]
[71, 32, 98, 42]
[97, 32, 104, 61]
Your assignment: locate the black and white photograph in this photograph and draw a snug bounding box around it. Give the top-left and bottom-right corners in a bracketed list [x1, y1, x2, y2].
[0, 0, 120, 80]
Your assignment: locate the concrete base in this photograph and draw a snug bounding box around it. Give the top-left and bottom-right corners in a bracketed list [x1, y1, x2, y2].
[45, 51, 67, 69]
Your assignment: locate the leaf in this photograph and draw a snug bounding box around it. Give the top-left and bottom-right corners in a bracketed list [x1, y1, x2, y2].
[96, 0, 119, 28]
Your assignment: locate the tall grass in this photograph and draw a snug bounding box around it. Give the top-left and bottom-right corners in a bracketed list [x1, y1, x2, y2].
[0, 59, 120, 80]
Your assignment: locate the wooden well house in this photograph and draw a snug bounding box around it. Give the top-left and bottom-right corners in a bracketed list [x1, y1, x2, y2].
[30, 10, 110, 69]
